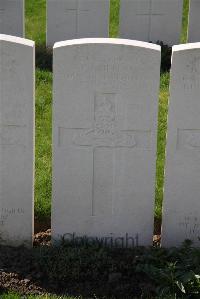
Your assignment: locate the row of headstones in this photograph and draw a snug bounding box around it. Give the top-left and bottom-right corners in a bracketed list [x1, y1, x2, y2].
[1, 34, 200, 248]
[2, 0, 200, 47]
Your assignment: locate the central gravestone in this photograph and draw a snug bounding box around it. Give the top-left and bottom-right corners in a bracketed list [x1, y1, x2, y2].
[52, 39, 161, 246]
[120, 0, 183, 46]
[0, 0, 24, 37]
[47, 0, 110, 47]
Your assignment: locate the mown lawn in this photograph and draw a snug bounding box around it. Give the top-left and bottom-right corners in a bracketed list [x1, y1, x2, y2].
[0, 294, 175, 299]
[0, 294, 177, 299]
[25, 0, 189, 225]
[1, 295, 74, 299]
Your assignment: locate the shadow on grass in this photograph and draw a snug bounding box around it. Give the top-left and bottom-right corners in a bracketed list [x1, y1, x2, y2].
[35, 42, 172, 74]
[160, 43, 172, 73]
[36, 45, 52, 71]
[153, 41, 172, 73]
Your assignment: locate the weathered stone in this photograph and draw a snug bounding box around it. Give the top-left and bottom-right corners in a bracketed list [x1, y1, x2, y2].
[188, 0, 200, 43]
[52, 38, 161, 246]
[0, 35, 34, 247]
[47, 0, 109, 47]
[120, 0, 183, 46]
[162, 43, 200, 247]
[0, 0, 24, 37]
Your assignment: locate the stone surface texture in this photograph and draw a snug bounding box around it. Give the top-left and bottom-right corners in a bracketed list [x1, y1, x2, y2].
[52, 38, 161, 246]
[0, 0, 24, 37]
[162, 43, 200, 247]
[0, 35, 35, 247]
[188, 0, 200, 43]
[47, 0, 110, 47]
[120, 0, 183, 46]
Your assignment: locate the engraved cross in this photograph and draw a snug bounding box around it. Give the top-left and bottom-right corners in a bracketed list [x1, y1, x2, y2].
[136, 0, 165, 41]
[59, 93, 152, 216]
[65, 0, 89, 36]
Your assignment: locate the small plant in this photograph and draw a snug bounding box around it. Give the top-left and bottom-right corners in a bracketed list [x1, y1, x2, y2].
[29, 238, 200, 298]
[136, 240, 200, 298]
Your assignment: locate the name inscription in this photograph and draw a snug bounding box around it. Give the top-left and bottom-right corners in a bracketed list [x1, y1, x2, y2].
[64, 58, 150, 88]
[0, 207, 25, 226]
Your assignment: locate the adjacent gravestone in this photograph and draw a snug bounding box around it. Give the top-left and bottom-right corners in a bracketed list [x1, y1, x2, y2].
[0, 0, 24, 37]
[188, 0, 200, 43]
[52, 38, 161, 246]
[0, 35, 34, 247]
[120, 0, 183, 46]
[47, 0, 110, 47]
[162, 44, 200, 247]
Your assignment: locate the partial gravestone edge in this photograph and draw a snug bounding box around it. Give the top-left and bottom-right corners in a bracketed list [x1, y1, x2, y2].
[0, 35, 35, 248]
[162, 43, 200, 248]
[0, 34, 34, 47]
[0, 0, 24, 37]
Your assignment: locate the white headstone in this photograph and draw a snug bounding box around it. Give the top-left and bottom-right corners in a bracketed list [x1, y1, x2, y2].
[162, 43, 200, 247]
[47, 0, 110, 47]
[0, 0, 24, 37]
[188, 0, 200, 43]
[120, 0, 183, 46]
[52, 38, 161, 247]
[0, 35, 34, 247]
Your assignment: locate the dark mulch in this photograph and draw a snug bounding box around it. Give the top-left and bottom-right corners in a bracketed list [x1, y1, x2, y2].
[0, 230, 160, 298]
[0, 230, 51, 296]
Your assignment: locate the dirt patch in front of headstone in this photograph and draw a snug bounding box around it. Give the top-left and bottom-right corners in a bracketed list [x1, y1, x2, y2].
[0, 230, 51, 295]
[34, 218, 51, 234]
[0, 229, 157, 298]
[0, 243, 46, 296]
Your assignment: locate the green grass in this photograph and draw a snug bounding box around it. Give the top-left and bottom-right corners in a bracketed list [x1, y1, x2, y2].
[24, 0, 190, 224]
[25, 0, 46, 45]
[0, 296, 179, 299]
[110, 0, 120, 37]
[154, 73, 170, 220]
[0, 295, 76, 299]
[155, 0, 189, 223]
[181, 0, 190, 43]
[25, 0, 51, 220]
[0, 295, 177, 299]
[35, 70, 52, 219]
